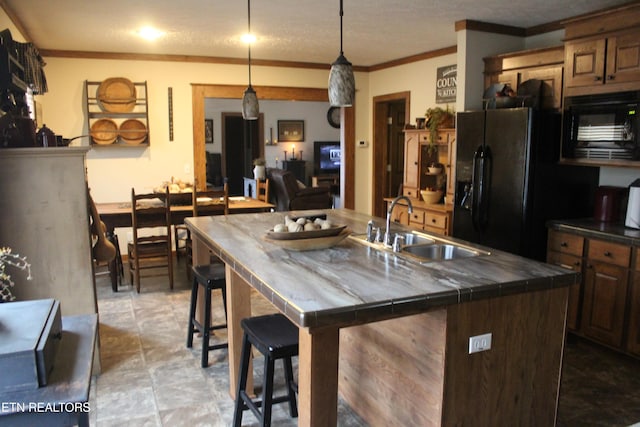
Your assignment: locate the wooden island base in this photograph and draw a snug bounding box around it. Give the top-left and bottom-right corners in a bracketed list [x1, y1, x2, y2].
[339, 287, 568, 426]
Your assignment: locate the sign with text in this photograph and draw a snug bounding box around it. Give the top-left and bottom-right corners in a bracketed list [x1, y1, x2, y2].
[436, 65, 457, 104]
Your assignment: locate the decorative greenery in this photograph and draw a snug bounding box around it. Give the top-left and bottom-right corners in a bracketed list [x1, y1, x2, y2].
[0, 247, 32, 303]
[253, 157, 266, 166]
[425, 105, 455, 154]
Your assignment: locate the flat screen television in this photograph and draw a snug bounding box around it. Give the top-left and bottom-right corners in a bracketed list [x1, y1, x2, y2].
[314, 141, 341, 175]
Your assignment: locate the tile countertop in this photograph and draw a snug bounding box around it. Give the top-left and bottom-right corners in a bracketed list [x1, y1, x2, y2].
[547, 218, 640, 246]
[187, 208, 577, 329]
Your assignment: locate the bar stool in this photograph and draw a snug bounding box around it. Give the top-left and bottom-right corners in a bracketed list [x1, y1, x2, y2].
[233, 313, 299, 427]
[186, 263, 228, 368]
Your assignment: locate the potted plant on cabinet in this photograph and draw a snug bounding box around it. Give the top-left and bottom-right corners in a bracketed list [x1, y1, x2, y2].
[425, 106, 455, 155]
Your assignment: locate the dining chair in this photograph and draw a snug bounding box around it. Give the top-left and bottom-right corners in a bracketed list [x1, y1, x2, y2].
[256, 178, 270, 204]
[127, 188, 173, 293]
[87, 187, 119, 288]
[184, 183, 229, 277]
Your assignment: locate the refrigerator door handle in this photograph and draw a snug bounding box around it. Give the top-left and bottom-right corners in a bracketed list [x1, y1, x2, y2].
[471, 145, 483, 231]
[471, 145, 492, 232]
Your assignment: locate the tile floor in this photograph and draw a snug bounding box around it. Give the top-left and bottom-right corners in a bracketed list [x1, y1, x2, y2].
[90, 258, 640, 426]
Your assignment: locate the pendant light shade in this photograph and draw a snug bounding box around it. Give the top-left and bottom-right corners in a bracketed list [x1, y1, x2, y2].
[242, 0, 259, 120]
[242, 85, 259, 120]
[328, 0, 355, 107]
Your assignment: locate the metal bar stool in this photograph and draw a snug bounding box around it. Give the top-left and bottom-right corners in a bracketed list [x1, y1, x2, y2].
[233, 313, 299, 427]
[186, 263, 228, 368]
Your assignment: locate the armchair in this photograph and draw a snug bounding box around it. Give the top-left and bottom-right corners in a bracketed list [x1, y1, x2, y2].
[268, 168, 333, 211]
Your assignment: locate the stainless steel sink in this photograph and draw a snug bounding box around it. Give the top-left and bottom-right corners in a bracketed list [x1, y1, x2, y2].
[402, 243, 480, 261]
[348, 230, 489, 264]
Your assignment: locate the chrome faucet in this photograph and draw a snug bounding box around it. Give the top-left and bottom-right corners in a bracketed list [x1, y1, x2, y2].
[385, 195, 413, 247]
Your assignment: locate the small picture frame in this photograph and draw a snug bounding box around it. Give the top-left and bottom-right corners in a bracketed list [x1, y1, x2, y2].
[277, 120, 304, 142]
[205, 119, 213, 144]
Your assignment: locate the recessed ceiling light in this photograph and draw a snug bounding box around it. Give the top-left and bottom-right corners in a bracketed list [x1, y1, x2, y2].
[138, 26, 165, 41]
[241, 33, 256, 44]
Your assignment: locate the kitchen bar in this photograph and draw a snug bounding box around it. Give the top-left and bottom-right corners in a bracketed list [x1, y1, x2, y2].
[187, 208, 577, 426]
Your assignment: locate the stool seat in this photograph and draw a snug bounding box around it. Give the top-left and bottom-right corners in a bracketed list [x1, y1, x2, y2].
[186, 263, 228, 368]
[233, 313, 299, 427]
[241, 313, 299, 359]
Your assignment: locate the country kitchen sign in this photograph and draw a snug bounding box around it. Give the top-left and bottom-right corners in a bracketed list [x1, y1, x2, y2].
[435, 65, 457, 104]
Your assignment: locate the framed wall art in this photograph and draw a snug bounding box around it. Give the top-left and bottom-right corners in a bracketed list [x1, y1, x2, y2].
[205, 119, 213, 144]
[277, 120, 304, 142]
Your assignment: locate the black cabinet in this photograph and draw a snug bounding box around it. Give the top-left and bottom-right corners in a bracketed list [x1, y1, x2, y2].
[283, 160, 306, 184]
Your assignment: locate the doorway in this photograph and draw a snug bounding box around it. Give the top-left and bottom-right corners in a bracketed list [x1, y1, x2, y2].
[221, 113, 263, 195]
[372, 92, 410, 218]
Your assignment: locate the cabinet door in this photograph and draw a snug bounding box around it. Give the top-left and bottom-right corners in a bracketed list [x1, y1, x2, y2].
[582, 261, 628, 348]
[565, 38, 607, 88]
[547, 251, 583, 331]
[628, 270, 640, 356]
[445, 131, 456, 202]
[389, 203, 409, 226]
[403, 133, 420, 198]
[520, 66, 563, 110]
[606, 29, 640, 86]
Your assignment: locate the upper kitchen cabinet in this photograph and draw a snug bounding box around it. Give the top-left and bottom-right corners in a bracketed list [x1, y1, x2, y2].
[563, 3, 640, 97]
[484, 46, 564, 110]
[85, 79, 150, 147]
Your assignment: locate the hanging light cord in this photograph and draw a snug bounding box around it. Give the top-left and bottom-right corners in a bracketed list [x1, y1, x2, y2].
[339, 0, 344, 56]
[247, 0, 252, 85]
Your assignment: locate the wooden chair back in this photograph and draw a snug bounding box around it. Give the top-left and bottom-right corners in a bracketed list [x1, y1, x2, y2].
[256, 179, 269, 203]
[192, 183, 229, 216]
[129, 187, 173, 291]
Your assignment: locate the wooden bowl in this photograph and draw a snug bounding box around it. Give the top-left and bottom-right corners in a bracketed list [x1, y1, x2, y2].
[119, 119, 147, 145]
[97, 77, 136, 113]
[90, 119, 118, 145]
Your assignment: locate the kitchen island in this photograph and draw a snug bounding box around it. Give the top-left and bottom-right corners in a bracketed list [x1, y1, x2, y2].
[186, 209, 576, 426]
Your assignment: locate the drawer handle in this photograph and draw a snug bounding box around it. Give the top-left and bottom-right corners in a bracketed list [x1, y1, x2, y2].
[607, 74, 615, 81]
[604, 251, 612, 257]
[431, 218, 436, 223]
[594, 75, 603, 81]
[560, 242, 568, 247]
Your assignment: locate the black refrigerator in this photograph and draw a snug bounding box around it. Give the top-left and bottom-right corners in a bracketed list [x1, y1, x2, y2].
[452, 108, 599, 261]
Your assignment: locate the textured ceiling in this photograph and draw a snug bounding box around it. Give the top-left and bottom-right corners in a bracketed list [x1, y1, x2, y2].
[3, 0, 632, 66]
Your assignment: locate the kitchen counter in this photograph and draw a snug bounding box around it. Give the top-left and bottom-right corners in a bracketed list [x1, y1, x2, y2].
[187, 208, 576, 426]
[548, 218, 640, 245]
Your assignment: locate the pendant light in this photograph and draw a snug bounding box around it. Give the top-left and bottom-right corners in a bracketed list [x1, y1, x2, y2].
[328, 0, 355, 107]
[242, 0, 259, 120]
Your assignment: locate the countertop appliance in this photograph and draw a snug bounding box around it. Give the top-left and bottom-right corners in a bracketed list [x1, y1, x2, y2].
[453, 108, 599, 261]
[625, 179, 640, 229]
[594, 186, 626, 222]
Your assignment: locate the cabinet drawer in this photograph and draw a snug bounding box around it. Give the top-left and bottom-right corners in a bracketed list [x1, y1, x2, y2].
[403, 187, 418, 199]
[409, 210, 425, 225]
[547, 231, 584, 257]
[547, 251, 582, 272]
[587, 239, 631, 268]
[425, 212, 447, 230]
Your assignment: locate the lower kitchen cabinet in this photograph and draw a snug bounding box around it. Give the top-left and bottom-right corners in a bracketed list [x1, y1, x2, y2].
[547, 227, 639, 357]
[582, 258, 628, 348]
[386, 198, 452, 235]
[628, 253, 640, 356]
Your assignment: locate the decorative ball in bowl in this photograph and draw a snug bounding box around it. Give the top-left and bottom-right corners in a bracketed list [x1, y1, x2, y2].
[420, 189, 443, 204]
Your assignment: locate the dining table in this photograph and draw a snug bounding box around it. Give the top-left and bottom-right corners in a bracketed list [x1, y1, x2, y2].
[185, 208, 576, 426]
[96, 196, 273, 291]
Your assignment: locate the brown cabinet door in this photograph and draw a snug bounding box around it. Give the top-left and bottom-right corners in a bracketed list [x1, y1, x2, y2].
[403, 133, 420, 197]
[520, 66, 563, 110]
[581, 261, 628, 347]
[565, 38, 607, 88]
[547, 251, 583, 331]
[627, 272, 640, 356]
[606, 29, 640, 86]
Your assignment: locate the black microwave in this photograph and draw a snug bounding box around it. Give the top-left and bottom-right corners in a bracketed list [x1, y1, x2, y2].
[563, 91, 640, 161]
